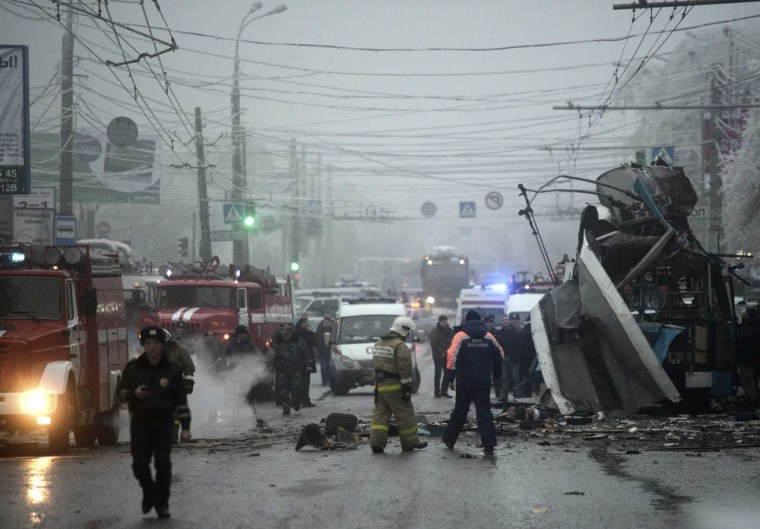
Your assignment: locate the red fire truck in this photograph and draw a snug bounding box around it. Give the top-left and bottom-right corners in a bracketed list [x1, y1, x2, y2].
[140, 264, 294, 363]
[0, 243, 128, 453]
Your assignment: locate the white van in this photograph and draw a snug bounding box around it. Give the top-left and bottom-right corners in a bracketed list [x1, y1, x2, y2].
[455, 284, 510, 326]
[327, 298, 421, 396]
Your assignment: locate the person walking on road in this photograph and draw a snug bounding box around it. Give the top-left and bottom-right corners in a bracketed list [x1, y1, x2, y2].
[315, 316, 334, 386]
[429, 315, 454, 398]
[120, 326, 192, 519]
[442, 310, 503, 455]
[294, 317, 318, 407]
[369, 315, 428, 454]
[272, 325, 309, 415]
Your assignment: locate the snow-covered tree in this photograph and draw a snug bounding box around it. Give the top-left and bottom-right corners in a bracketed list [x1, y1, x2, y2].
[722, 108, 760, 255]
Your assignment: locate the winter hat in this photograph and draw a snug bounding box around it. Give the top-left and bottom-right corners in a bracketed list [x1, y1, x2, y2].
[465, 309, 481, 322]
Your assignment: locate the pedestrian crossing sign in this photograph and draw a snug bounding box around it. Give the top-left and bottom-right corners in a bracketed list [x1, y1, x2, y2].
[651, 146, 675, 165]
[223, 204, 244, 224]
[459, 201, 476, 218]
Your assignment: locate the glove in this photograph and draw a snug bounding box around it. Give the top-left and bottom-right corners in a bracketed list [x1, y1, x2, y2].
[401, 384, 413, 402]
[184, 378, 195, 395]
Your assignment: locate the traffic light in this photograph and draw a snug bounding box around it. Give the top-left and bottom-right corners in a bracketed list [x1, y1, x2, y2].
[178, 237, 189, 257]
[290, 261, 299, 272]
[243, 204, 256, 229]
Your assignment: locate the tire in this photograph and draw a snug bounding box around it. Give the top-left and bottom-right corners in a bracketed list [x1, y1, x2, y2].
[95, 410, 120, 446]
[330, 375, 350, 396]
[412, 367, 421, 394]
[48, 394, 71, 454]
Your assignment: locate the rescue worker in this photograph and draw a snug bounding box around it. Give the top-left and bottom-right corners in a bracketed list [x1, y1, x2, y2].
[272, 325, 309, 415]
[294, 317, 318, 407]
[429, 315, 454, 398]
[442, 310, 503, 455]
[162, 328, 195, 443]
[369, 315, 428, 454]
[119, 326, 191, 519]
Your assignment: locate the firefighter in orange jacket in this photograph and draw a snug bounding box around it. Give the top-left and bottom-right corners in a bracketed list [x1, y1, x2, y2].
[369, 315, 428, 454]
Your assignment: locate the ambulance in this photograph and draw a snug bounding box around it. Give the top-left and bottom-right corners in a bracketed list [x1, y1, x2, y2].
[454, 284, 510, 326]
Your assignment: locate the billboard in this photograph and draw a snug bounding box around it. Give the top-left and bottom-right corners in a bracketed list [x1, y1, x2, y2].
[32, 129, 161, 204]
[0, 45, 30, 195]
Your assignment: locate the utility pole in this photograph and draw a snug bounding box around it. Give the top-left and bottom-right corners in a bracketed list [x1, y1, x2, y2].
[289, 139, 300, 284]
[230, 49, 248, 265]
[194, 107, 212, 262]
[60, 7, 75, 216]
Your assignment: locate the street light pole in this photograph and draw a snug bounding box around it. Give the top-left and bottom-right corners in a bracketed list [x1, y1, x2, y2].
[231, 3, 287, 265]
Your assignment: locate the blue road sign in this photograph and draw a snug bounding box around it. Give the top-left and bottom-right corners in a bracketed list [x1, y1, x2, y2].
[223, 203, 244, 224]
[459, 201, 476, 218]
[651, 146, 675, 165]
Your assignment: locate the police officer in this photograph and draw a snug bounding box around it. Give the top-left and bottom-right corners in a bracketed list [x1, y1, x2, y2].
[163, 328, 195, 443]
[369, 315, 428, 454]
[222, 325, 258, 367]
[120, 326, 192, 519]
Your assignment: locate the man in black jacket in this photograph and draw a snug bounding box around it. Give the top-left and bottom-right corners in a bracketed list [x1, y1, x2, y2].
[120, 326, 192, 519]
[429, 315, 454, 398]
[272, 325, 310, 415]
[442, 310, 503, 455]
[294, 317, 317, 407]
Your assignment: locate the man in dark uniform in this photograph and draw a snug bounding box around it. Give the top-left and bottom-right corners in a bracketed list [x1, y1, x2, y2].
[315, 316, 334, 385]
[294, 317, 317, 407]
[443, 310, 503, 455]
[120, 326, 192, 519]
[222, 325, 257, 368]
[271, 325, 309, 415]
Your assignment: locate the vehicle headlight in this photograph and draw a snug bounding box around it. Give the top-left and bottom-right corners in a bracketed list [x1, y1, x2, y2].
[340, 356, 357, 368]
[21, 391, 55, 414]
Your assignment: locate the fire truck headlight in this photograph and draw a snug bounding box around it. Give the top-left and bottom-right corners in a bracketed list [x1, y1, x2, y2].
[223, 333, 231, 341]
[21, 391, 55, 415]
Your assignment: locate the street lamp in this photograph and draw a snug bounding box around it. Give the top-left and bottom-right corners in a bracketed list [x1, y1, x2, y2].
[231, 3, 287, 265]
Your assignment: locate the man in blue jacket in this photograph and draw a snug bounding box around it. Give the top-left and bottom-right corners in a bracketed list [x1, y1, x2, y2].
[442, 310, 503, 455]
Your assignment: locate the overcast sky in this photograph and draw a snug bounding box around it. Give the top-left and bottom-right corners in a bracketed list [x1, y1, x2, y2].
[2, 0, 759, 274]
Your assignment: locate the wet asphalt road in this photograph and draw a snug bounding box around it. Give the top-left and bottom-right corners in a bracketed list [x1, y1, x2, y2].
[1, 345, 760, 529]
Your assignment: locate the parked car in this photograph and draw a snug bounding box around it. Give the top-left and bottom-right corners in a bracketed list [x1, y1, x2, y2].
[406, 306, 436, 340]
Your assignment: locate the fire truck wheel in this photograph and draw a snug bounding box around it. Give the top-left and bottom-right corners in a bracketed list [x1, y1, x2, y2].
[95, 411, 120, 446]
[412, 367, 421, 394]
[48, 394, 72, 454]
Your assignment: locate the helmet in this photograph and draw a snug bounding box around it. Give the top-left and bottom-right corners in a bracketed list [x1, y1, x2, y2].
[390, 315, 416, 337]
[139, 326, 167, 345]
[235, 325, 248, 334]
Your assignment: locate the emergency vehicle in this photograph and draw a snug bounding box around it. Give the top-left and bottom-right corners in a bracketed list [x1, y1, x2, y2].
[455, 284, 510, 326]
[140, 263, 293, 362]
[0, 243, 128, 453]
